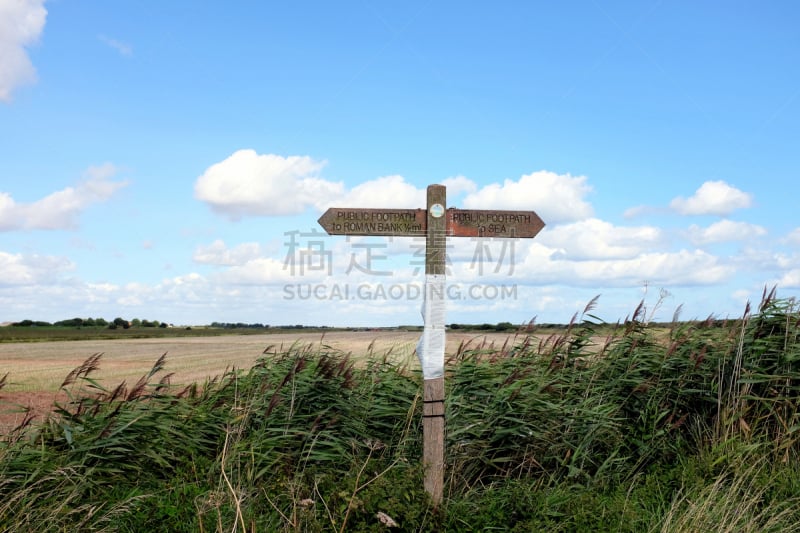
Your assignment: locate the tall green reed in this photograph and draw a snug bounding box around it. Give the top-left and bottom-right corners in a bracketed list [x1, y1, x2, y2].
[2, 293, 800, 531]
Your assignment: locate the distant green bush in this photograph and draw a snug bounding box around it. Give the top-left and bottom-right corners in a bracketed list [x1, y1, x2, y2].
[11, 319, 52, 327]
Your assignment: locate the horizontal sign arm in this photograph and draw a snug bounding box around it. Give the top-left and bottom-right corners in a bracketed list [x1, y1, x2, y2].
[318, 207, 544, 238]
[317, 208, 427, 236]
[447, 209, 544, 238]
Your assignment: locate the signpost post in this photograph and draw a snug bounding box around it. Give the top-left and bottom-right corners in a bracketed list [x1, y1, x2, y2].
[318, 184, 544, 505]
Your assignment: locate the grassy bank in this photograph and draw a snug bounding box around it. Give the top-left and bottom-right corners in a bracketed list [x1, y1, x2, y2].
[1, 292, 799, 531]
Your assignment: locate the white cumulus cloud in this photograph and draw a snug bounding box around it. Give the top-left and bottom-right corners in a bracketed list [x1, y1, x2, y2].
[0, 0, 47, 102]
[687, 219, 767, 245]
[440, 175, 477, 197]
[537, 218, 663, 260]
[0, 163, 128, 230]
[777, 269, 800, 289]
[518, 246, 733, 288]
[216, 257, 299, 285]
[0, 251, 74, 286]
[334, 175, 424, 209]
[462, 170, 593, 223]
[670, 180, 752, 216]
[196, 152, 597, 227]
[783, 228, 800, 246]
[194, 149, 343, 217]
[193, 239, 265, 266]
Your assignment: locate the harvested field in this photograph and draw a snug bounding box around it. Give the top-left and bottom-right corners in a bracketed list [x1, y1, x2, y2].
[0, 330, 529, 433]
[0, 330, 531, 392]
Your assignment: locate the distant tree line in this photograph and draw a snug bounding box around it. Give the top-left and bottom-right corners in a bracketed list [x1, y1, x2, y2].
[10, 320, 55, 327]
[448, 322, 518, 332]
[10, 317, 169, 329]
[8, 319, 318, 330]
[13, 319, 683, 332]
[210, 322, 269, 329]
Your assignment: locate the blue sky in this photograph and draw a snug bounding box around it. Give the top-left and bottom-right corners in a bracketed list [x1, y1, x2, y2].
[1, 0, 799, 327]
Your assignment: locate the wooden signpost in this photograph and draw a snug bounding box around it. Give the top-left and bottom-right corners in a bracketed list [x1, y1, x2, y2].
[318, 184, 544, 505]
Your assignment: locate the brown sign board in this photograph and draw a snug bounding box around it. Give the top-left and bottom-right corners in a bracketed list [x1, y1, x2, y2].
[318, 207, 544, 239]
[317, 208, 427, 236]
[447, 209, 544, 238]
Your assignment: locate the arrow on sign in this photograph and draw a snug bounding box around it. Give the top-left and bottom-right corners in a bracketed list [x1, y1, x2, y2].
[317, 208, 426, 236]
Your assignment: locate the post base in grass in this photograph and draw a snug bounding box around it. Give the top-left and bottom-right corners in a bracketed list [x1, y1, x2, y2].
[423, 376, 445, 505]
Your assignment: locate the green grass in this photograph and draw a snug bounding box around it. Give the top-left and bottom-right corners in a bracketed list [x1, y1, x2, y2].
[1, 291, 800, 531]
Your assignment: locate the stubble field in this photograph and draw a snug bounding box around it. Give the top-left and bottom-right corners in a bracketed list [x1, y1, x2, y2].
[0, 330, 525, 432]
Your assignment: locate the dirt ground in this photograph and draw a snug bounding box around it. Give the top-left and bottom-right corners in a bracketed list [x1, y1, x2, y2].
[0, 391, 67, 435]
[0, 330, 529, 435]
